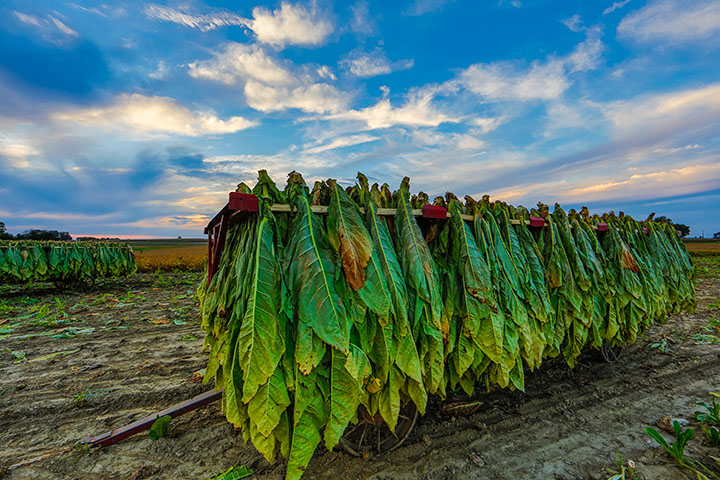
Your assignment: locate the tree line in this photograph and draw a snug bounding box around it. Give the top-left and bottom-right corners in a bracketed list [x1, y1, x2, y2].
[0, 222, 72, 241]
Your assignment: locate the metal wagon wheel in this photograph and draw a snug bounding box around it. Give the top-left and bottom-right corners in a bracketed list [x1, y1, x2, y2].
[600, 341, 622, 363]
[340, 401, 418, 457]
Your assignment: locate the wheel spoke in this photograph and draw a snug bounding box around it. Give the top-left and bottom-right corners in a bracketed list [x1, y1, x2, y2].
[358, 424, 368, 448]
[344, 423, 362, 436]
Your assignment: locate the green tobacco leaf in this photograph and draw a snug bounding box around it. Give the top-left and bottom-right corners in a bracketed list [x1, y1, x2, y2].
[248, 367, 291, 437]
[394, 179, 443, 325]
[472, 214, 508, 364]
[449, 201, 495, 340]
[287, 368, 329, 480]
[238, 213, 286, 403]
[324, 345, 369, 450]
[207, 465, 253, 480]
[286, 185, 350, 354]
[364, 198, 409, 334]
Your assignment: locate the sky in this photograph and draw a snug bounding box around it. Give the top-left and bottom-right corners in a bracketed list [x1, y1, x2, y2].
[0, 0, 719, 239]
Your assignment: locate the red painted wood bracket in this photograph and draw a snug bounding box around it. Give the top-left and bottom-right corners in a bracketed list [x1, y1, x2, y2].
[229, 192, 259, 212]
[529, 216, 545, 228]
[422, 204, 447, 219]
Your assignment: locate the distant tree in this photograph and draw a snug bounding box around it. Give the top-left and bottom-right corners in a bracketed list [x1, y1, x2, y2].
[653, 216, 690, 237]
[15, 229, 72, 241]
[674, 224, 690, 238]
[0, 222, 13, 240]
[714, 231, 720, 239]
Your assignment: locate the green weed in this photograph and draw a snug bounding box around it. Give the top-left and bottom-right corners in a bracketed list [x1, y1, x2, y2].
[696, 397, 720, 425]
[650, 337, 673, 354]
[6, 348, 26, 363]
[646, 420, 720, 479]
[73, 390, 96, 406]
[149, 415, 172, 440]
[606, 453, 638, 480]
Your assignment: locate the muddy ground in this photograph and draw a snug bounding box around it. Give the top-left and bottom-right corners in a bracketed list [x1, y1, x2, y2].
[1, 259, 719, 480]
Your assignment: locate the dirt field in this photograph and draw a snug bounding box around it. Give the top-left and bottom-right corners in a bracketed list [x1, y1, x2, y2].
[1, 256, 719, 480]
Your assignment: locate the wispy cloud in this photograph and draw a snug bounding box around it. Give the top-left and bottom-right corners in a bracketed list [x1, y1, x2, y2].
[603, 0, 631, 15]
[469, 116, 503, 133]
[324, 86, 461, 128]
[0, 138, 40, 169]
[561, 14, 583, 32]
[459, 28, 603, 101]
[303, 134, 381, 154]
[13, 11, 79, 44]
[144, 4, 246, 32]
[341, 48, 414, 78]
[617, 0, 720, 44]
[52, 94, 258, 137]
[350, 1, 375, 34]
[404, 0, 456, 16]
[145, 2, 333, 48]
[600, 82, 720, 132]
[561, 161, 720, 202]
[149, 60, 169, 80]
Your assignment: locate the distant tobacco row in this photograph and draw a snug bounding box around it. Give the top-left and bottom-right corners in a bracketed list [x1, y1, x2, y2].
[197, 170, 696, 480]
[0, 241, 137, 283]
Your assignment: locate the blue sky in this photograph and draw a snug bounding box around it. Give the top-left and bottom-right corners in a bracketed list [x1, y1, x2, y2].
[0, 0, 719, 238]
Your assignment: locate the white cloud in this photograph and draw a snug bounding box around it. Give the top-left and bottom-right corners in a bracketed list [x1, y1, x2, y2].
[406, 130, 486, 151]
[189, 43, 294, 86]
[404, 0, 455, 16]
[50, 17, 79, 36]
[459, 29, 603, 101]
[53, 94, 257, 137]
[601, 82, 720, 132]
[324, 87, 461, 129]
[149, 60, 169, 80]
[144, 4, 246, 32]
[566, 28, 604, 72]
[472, 116, 505, 133]
[145, 2, 333, 47]
[617, 0, 720, 44]
[189, 43, 349, 114]
[250, 2, 333, 47]
[244, 80, 348, 113]
[13, 11, 79, 44]
[460, 59, 568, 101]
[0, 139, 40, 168]
[303, 134, 380, 154]
[316, 65, 337, 80]
[603, 0, 631, 15]
[350, 1, 375, 34]
[562, 14, 583, 32]
[455, 134, 486, 150]
[561, 162, 720, 202]
[341, 48, 414, 78]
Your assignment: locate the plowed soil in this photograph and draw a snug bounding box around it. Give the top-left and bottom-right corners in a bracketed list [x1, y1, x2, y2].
[1, 259, 719, 480]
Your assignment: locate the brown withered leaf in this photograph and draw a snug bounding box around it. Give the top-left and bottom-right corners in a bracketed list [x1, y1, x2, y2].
[327, 181, 372, 291]
[439, 400, 484, 417]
